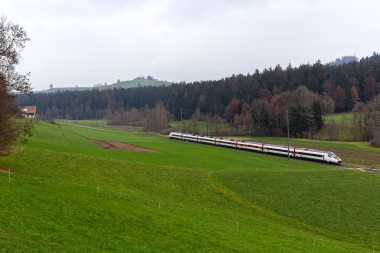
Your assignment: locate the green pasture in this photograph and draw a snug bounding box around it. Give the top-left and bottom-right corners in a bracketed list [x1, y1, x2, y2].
[324, 113, 353, 123]
[170, 120, 230, 133]
[57, 119, 143, 132]
[0, 121, 379, 252]
[58, 119, 108, 127]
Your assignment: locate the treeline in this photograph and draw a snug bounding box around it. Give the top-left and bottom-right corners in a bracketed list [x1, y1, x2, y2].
[325, 94, 380, 146]
[17, 53, 380, 139]
[105, 101, 170, 132]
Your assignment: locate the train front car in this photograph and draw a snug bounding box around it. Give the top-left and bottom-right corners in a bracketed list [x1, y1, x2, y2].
[169, 132, 183, 140]
[326, 151, 342, 165]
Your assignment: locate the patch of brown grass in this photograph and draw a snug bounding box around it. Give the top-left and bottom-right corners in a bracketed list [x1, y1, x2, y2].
[90, 139, 159, 152]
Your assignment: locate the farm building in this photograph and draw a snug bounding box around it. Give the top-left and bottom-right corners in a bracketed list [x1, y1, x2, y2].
[20, 106, 37, 118]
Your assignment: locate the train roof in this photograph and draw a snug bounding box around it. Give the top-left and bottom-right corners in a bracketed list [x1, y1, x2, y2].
[295, 148, 337, 154]
[263, 143, 296, 149]
[239, 140, 264, 145]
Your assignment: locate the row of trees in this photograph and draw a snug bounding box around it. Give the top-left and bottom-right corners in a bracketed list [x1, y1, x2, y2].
[323, 94, 380, 146]
[105, 101, 170, 132]
[181, 86, 325, 138]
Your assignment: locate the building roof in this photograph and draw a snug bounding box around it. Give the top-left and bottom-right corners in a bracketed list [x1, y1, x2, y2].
[20, 106, 37, 114]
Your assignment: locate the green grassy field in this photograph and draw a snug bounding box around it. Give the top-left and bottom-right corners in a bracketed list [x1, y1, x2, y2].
[0, 121, 379, 252]
[324, 113, 353, 123]
[57, 119, 143, 132]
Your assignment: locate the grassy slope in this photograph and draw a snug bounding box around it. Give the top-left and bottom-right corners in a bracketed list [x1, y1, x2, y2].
[0, 122, 378, 252]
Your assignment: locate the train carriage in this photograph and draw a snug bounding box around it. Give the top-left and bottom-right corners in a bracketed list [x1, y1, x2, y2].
[263, 144, 296, 157]
[198, 135, 217, 145]
[215, 138, 238, 148]
[237, 141, 263, 152]
[183, 134, 198, 142]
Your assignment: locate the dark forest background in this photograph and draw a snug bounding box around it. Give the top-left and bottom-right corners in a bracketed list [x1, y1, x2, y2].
[17, 53, 380, 143]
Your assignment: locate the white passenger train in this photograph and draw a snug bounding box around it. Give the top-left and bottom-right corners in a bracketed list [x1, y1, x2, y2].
[169, 132, 342, 165]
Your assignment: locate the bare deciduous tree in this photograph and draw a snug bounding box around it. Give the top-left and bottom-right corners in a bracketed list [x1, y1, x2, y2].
[143, 101, 169, 132]
[0, 15, 31, 93]
[0, 16, 32, 155]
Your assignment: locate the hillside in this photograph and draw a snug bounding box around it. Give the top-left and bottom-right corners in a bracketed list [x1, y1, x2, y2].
[327, 55, 358, 66]
[0, 121, 379, 252]
[42, 77, 173, 93]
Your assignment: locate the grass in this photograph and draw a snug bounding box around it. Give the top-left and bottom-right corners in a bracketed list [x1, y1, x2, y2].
[57, 119, 143, 132]
[325, 112, 353, 123]
[213, 169, 380, 245]
[0, 121, 379, 252]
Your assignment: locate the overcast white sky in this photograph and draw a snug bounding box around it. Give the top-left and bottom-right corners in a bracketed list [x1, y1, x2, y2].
[2, 0, 380, 91]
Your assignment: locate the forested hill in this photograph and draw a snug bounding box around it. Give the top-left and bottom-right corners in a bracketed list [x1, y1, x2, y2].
[42, 77, 172, 93]
[17, 53, 380, 137]
[327, 55, 359, 66]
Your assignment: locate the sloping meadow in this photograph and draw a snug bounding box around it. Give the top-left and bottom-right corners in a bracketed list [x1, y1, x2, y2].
[0, 122, 378, 252]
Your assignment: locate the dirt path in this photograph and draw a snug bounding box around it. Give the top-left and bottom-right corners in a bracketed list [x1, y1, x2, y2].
[0, 167, 19, 174]
[357, 168, 380, 174]
[90, 139, 159, 152]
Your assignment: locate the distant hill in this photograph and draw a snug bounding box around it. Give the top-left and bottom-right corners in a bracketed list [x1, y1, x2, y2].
[327, 55, 358, 66]
[42, 77, 173, 93]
